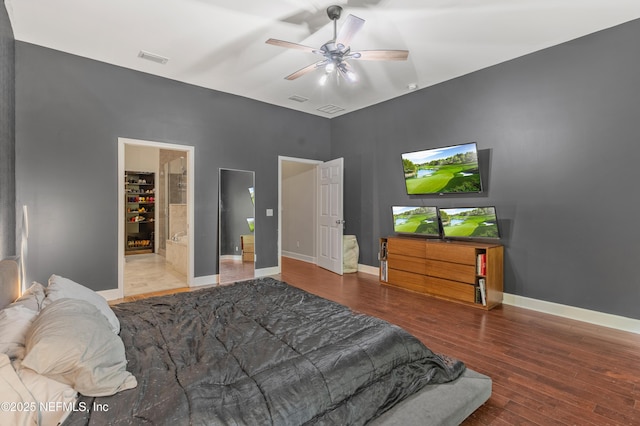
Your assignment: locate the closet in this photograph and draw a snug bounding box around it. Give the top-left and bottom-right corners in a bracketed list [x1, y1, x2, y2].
[125, 171, 155, 254]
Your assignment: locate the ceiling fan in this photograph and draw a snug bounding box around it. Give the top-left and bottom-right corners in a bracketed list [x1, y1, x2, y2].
[266, 5, 409, 84]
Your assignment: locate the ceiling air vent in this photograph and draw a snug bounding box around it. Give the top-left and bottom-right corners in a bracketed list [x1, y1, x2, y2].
[317, 104, 345, 115]
[288, 95, 308, 103]
[138, 50, 169, 65]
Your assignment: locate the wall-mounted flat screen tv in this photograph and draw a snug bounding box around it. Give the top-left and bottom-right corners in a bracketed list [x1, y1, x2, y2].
[392, 206, 440, 237]
[401, 142, 482, 194]
[440, 206, 500, 239]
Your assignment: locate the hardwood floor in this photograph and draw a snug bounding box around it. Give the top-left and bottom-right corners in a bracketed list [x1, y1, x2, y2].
[115, 257, 640, 425]
[219, 257, 255, 285]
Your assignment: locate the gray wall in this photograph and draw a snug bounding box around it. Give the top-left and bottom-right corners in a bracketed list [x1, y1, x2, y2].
[0, 2, 15, 259]
[219, 169, 254, 256]
[15, 42, 331, 290]
[11, 16, 640, 320]
[332, 19, 640, 320]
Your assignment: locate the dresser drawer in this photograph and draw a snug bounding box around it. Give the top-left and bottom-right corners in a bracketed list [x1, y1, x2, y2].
[426, 242, 476, 265]
[424, 276, 476, 303]
[388, 269, 426, 293]
[387, 238, 426, 258]
[388, 253, 426, 275]
[425, 259, 476, 284]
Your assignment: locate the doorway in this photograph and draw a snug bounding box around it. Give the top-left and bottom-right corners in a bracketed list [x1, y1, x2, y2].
[218, 168, 255, 284]
[117, 138, 195, 298]
[278, 156, 345, 275]
[278, 156, 322, 270]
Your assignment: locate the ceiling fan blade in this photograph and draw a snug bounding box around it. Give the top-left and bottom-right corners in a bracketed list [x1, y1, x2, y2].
[284, 61, 325, 80]
[353, 50, 409, 61]
[265, 38, 317, 54]
[335, 14, 365, 47]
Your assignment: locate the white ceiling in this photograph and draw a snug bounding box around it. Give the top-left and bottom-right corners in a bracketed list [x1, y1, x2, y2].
[5, 0, 640, 118]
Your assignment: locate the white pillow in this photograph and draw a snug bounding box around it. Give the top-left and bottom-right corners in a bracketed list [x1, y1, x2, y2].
[0, 304, 38, 359]
[22, 298, 137, 397]
[13, 359, 77, 426]
[13, 282, 46, 312]
[44, 274, 120, 334]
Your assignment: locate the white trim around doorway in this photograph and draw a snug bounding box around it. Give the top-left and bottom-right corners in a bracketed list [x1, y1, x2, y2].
[116, 138, 195, 300]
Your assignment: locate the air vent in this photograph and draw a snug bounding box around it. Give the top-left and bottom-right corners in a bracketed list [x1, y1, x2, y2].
[317, 104, 345, 115]
[138, 50, 169, 65]
[288, 95, 309, 103]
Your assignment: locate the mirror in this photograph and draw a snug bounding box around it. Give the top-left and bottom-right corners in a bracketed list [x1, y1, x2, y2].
[163, 155, 188, 248]
[218, 168, 255, 284]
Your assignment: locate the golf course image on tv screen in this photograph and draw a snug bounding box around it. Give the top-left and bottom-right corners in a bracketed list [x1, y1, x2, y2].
[392, 206, 440, 236]
[440, 207, 499, 239]
[401, 143, 482, 194]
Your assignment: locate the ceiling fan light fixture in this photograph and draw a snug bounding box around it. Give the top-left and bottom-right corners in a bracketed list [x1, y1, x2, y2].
[345, 70, 358, 82]
[266, 5, 408, 83]
[336, 62, 357, 83]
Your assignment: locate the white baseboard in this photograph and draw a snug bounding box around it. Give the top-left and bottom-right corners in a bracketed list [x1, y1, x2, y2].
[369, 266, 639, 335]
[357, 264, 378, 276]
[281, 253, 378, 278]
[503, 293, 640, 335]
[256, 266, 280, 277]
[282, 251, 316, 264]
[220, 255, 242, 261]
[191, 275, 218, 287]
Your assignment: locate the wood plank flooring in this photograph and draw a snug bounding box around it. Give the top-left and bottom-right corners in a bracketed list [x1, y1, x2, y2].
[115, 257, 640, 425]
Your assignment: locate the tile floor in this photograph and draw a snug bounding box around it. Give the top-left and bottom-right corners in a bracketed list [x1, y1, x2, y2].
[124, 253, 187, 296]
[123, 253, 255, 297]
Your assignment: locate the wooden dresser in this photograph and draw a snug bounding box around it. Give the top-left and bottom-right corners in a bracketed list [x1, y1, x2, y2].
[379, 237, 503, 310]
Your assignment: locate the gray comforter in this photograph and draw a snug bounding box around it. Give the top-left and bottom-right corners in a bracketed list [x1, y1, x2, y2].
[64, 278, 465, 425]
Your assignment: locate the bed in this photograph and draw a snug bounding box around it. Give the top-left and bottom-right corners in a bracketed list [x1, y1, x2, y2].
[0, 257, 491, 425]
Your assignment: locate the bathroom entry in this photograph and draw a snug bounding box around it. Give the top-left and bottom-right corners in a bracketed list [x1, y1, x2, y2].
[218, 168, 255, 284]
[118, 138, 194, 298]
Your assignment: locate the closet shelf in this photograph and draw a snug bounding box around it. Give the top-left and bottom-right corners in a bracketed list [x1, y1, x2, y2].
[125, 170, 155, 255]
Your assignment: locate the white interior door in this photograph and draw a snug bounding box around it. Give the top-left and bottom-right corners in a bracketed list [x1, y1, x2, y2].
[317, 158, 344, 275]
